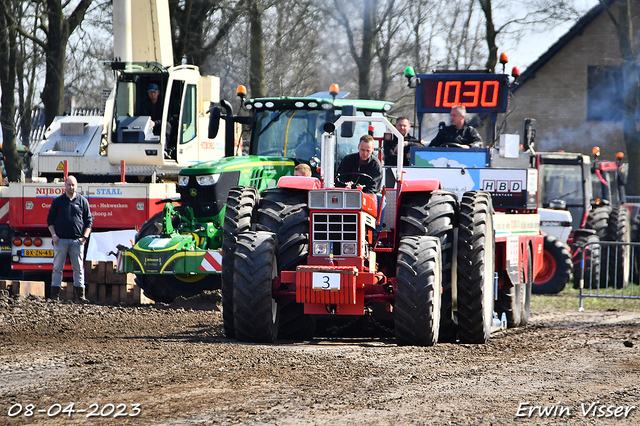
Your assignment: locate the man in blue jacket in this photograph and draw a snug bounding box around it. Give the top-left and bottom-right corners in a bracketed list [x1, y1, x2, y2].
[47, 175, 93, 302]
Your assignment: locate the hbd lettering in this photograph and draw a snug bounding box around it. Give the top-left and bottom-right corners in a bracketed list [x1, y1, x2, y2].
[516, 402, 636, 418]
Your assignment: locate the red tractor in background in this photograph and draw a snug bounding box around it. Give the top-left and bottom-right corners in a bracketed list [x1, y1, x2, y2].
[534, 148, 634, 293]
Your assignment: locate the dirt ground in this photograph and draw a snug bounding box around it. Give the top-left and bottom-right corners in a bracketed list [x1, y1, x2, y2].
[0, 291, 639, 426]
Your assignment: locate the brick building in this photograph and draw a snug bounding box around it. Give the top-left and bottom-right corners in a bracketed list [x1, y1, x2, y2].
[505, 0, 640, 159]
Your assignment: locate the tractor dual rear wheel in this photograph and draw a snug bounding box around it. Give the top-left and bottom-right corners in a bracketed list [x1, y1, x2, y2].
[398, 191, 458, 342]
[221, 186, 259, 338]
[394, 236, 442, 346]
[456, 191, 495, 344]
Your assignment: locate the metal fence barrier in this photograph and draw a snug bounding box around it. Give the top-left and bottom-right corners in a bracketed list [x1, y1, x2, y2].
[576, 240, 640, 310]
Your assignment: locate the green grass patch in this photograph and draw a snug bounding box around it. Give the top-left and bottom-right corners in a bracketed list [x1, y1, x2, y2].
[531, 282, 640, 312]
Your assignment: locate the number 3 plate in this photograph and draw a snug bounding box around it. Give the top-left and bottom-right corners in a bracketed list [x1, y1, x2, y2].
[312, 272, 341, 291]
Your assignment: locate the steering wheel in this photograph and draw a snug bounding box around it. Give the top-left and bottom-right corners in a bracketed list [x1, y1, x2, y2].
[440, 142, 466, 148]
[336, 172, 375, 189]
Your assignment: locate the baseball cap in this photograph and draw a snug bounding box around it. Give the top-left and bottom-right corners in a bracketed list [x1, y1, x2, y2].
[148, 83, 159, 92]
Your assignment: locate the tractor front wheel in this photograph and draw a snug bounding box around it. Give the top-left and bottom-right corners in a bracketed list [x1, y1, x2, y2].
[394, 236, 442, 346]
[232, 231, 280, 343]
[221, 186, 259, 338]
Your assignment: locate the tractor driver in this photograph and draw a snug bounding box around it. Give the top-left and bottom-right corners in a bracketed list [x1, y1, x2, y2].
[337, 134, 385, 232]
[139, 83, 174, 158]
[336, 134, 382, 194]
[430, 105, 483, 148]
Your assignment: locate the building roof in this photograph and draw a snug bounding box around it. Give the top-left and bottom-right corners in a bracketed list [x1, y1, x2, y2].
[515, 0, 614, 89]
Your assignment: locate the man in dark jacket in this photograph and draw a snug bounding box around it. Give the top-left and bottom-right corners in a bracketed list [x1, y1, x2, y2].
[47, 175, 93, 301]
[384, 116, 424, 165]
[139, 83, 164, 135]
[336, 135, 382, 194]
[430, 105, 483, 148]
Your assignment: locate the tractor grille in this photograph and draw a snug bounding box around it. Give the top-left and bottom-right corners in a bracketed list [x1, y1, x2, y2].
[177, 171, 241, 218]
[309, 190, 362, 210]
[312, 213, 358, 256]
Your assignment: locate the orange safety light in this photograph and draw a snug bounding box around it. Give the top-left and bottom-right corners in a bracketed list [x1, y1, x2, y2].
[499, 53, 508, 65]
[592, 146, 601, 157]
[236, 85, 247, 98]
[511, 66, 520, 78]
[616, 151, 625, 159]
[329, 84, 340, 97]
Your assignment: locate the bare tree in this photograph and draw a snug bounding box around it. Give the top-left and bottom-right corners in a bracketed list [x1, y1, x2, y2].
[169, 0, 246, 69]
[14, 0, 94, 126]
[0, 0, 22, 181]
[478, 0, 583, 71]
[326, 0, 396, 99]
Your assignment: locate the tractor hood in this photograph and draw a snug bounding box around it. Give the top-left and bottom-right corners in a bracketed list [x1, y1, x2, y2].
[178, 155, 295, 176]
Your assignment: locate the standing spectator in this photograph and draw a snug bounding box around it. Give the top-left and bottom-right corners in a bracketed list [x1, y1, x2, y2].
[47, 175, 93, 302]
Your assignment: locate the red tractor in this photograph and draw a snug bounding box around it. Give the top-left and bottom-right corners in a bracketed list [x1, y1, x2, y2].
[223, 113, 542, 345]
[534, 148, 633, 293]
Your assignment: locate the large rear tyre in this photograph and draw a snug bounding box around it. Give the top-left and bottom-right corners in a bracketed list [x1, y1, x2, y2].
[255, 188, 314, 339]
[572, 232, 601, 289]
[394, 236, 442, 346]
[603, 206, 631, 289]
[533, 234, 572, 294]
[221, 186, 259, 338]
[456, 191, 495, 344]
[134, 210, 217, 303]
[232, 231, 279, 343]
[398, 191, 458, 342]
[586, 206, 611, 239]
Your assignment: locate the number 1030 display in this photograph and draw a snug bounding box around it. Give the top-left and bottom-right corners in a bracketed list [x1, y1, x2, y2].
[417, 73, 509, 114]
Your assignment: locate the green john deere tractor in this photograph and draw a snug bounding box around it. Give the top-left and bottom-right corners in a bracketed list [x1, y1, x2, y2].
[118, 90, 393, 302]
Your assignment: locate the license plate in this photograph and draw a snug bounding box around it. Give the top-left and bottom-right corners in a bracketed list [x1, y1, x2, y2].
[22, 249, 54, 257]
[312, 272, 341, 291]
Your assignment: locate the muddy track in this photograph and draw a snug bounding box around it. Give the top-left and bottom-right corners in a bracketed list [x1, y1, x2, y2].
[0, 292, 639, 425]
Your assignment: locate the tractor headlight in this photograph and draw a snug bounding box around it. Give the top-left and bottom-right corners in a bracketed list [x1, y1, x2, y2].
[342, 243, 356, 255]
[196, 173, 221, 186]
[178, 175, 190, 186]
[313, 242, 329, 255]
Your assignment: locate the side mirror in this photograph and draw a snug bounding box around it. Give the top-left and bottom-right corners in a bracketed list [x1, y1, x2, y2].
[548, 199, 567, 210]
[323, 122, 336, 133]
[208, 105, 222, 139]
[523, 118, 536, 151]
[340, 105, 357, 138]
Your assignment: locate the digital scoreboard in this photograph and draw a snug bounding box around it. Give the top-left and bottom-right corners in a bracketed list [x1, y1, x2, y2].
[416, 73, 510, 114]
